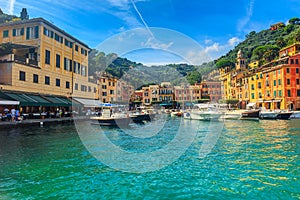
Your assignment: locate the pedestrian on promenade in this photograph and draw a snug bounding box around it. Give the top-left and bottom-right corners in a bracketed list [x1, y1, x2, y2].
[15, 109, 20, 121]
[11, 108, 16, 122]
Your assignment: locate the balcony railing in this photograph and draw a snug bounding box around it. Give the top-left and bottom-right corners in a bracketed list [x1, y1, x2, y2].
[0, 54, 38, 67]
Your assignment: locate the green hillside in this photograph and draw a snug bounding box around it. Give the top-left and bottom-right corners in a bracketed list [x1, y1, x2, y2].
[216, 17, 300, 68]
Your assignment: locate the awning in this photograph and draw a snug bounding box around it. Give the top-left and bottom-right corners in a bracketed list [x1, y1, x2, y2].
[43, 96, 73, 107]
[0, 100, 19, 105]
[4, 93, 41, 106]
[0, 92, 73, 107]
[0, 92, 19, 105]
[73, 97, 102, 107]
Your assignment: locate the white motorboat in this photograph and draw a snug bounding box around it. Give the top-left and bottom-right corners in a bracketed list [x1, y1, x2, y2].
[220, 110, 243, 120]
[259, 110, 278, 120]
[290, 111, 300, 119]
[90, 104, 131, 127]
[185, 104, 223, 121]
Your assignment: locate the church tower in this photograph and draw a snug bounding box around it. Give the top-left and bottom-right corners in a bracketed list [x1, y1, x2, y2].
[236, 49, 246, 70]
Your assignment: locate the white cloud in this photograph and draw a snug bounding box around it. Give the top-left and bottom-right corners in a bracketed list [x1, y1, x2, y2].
[204, 39, 213, 45]
[203, 37, 242, 60]
[228, 37, 241, 47]
[141, 37, 174, 50]
[185, 50, 212, 65]
[237, 0, 255, 32]
[205, 43, 222, 53]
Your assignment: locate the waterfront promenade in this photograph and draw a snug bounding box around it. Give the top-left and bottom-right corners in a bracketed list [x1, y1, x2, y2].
[0, 116, 87, 128]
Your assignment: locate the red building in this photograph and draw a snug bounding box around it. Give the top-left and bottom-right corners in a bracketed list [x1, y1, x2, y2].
[283, 53, 300, 110]
[199, 81, 222, 103]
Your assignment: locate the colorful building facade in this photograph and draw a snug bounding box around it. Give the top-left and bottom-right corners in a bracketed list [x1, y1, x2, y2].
[0, 17, 98, 100]
[220, 44, 300, 110]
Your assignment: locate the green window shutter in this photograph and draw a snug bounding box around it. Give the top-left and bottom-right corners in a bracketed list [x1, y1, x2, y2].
[26, 27, 30, 39]
[35, 26, 39, 38]
[21, 28, 24, 35]
[12, 29, 16, 36]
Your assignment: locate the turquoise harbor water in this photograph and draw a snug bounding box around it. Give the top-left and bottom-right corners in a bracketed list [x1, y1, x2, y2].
[0, 118, 299, 199]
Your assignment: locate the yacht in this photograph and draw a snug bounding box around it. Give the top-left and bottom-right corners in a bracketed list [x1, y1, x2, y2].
[184, 104, 223, 121]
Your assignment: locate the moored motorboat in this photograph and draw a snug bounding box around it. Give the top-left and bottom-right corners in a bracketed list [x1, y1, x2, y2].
[276, 111, 293, 120]
[129, 110, 153, 123]
[290, 111, 300, 119]
[185, 104, 223, 121]
[240, 109, 260, 120]
[259, 110, 278, 120]
[91, 115, 131, 126]
[91, 105, 131, 127]
[220, 110, 243, 120]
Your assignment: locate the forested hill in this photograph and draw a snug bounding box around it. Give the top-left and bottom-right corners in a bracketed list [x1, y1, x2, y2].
[215, 17, 300, 69]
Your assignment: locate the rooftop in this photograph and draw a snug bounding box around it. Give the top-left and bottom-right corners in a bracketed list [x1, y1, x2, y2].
[0, 17, 90, 49]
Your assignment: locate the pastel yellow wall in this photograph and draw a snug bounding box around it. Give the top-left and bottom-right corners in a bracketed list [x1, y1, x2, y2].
[0, 19, 98, 99]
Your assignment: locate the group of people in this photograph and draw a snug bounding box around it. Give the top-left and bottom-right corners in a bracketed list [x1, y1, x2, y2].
[0, 107, 20, 122]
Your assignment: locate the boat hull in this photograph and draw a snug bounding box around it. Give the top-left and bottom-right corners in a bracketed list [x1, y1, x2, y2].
[290, 111, 300, 119]
[91, 117, 131, 127]
[276, 112, 293, 120]
[130, 114, 154, 123]
[259, 112, 278, 120]
[190, 112, 222, 121]
[241, 110, 260, 120]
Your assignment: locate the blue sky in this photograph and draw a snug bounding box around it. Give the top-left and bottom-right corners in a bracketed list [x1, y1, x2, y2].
[1, 0, 300, 65]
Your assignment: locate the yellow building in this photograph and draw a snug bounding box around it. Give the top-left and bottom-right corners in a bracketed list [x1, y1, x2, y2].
[248, 61, 259, 69]
[220, 44, 300, 110]
[279, 43, 300, 57]
[98, 74, 117, 103]
[98, 73, 134, 104]
[0, 18, 98, 100]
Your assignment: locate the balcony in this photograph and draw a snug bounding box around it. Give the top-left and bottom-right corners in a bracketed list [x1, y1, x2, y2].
[0, 43, 39, 67]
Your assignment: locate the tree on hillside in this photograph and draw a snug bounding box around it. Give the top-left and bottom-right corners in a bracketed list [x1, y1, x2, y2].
[252, 45, 279, 62]
[276, 37, 286, 48]
[186, 71, 202, 85]
[295, 29, 300, 43]
[289, 17, 300, 25]
[284, 24, 295, 34]
[216, 59, 235, 69]
[246, 31, 256, 39]
[263, 47, 279, 62]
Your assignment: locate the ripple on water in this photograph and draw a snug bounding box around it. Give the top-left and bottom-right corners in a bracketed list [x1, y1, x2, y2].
[0, 119, 299, 199]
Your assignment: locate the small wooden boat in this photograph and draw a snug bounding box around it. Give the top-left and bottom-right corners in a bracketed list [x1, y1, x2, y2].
[170, 110, 183, 117]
